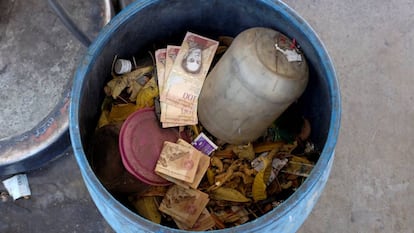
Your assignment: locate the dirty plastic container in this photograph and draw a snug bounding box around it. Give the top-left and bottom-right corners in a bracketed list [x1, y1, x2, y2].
[119, 108, 179, 186]
[69, 0, 341, 232]
[199, 27, 309, 144]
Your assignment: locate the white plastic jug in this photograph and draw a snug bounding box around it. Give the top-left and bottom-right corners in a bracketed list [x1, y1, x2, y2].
[198, 27, 309, 144]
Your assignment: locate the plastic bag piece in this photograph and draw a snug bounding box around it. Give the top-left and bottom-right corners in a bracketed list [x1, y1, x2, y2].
[2, 174, 31, 201]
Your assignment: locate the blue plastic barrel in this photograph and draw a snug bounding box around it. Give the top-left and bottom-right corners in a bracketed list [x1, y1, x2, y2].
[69, 0, 341, 232]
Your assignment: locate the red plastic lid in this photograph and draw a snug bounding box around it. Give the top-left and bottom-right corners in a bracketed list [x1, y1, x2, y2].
[119, 108, 179, 186]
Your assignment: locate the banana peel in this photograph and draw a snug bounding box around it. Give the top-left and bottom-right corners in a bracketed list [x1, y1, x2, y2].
[252, 156, 272, 202]
[282, 156, 314, 177]
[211, 156, 224, 173]
[130, 196, 162, 224]
[281, 141, 298, 153]
[97, 97, 113, 128]
[105, 65, 153, 100]
[97, 109, 110, 128]
[213, 145, 236, 159]
[206, 168, 215, 185]
[291, 155, 312, 164]
[127, 81, 144, 101]
[210, 187, 250, 203]
[253, 141, 285, 154]
[104, 77, 128, 99]
[107, 103, 137, 122]
[135, 77, 159, 109]
[232, 143, 255, 161]
[98, 102, 137, 128]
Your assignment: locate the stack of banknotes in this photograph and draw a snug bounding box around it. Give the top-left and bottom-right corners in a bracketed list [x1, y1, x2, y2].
[155, 32, 218, 128]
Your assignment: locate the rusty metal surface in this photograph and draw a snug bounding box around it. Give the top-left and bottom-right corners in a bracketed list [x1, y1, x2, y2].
[0, 0, 112, 175]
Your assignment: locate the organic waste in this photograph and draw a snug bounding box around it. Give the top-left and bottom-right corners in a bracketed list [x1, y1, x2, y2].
[90, 34, 318, 231]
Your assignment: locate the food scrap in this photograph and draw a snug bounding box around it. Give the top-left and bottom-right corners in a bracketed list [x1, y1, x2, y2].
[91, 31, 317, 231]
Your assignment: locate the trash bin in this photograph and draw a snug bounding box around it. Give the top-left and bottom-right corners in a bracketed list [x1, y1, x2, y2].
[69, 0, 341, 232]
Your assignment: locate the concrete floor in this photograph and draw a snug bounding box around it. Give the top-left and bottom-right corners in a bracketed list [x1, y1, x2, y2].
[1, 0, 413, 232]
[0, 0, 84, 138]
[286, 1, 414, 232]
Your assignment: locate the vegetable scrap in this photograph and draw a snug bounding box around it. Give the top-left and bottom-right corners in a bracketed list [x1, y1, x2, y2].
[129, 196, 162, 224]
[91, 31, 317, 231]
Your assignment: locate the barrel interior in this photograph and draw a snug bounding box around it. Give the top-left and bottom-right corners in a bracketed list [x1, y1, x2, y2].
[78, 0, 330, 151]
[75, 0, 333, 231]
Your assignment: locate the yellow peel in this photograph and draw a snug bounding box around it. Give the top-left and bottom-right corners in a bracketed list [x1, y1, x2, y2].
[97, 109, 110, 128]
[107, 103, 137, 122]
[206, 168, 215, 185]
[105, 65, 153, 100]
[252, 157, 272, 202]
[210, 187, 250, 202]
[211, 156, 223, 173]
[135, 77, 159, 109]
[232, 143, 255, 160]
[253, 141, 284, 154]
[130, 196, 162, 224]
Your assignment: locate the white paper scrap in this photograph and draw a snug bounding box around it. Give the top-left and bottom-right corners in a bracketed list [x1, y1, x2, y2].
[2, 174, 31, 201]
[275, 43, 302, 62]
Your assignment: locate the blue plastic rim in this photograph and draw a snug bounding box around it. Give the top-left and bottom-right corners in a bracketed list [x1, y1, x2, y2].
[70, 0, 341, 232]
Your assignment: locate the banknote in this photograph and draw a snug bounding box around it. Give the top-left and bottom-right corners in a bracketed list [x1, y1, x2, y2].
[162, 121, 190, 128]
[160, 45, 196, 126]
[160, 44, 199, 127]
[161, 116, 198, 128]
[177, 139, 210, 189]
[155, 141, 200, 183]
[155, 49, 166, 94]
[162, 118, 198, 128]
[160, 45, 180, 100]
[163, 32, 219, 109]
[160, 97, 198, 127]
[159, 184, 209, 227]
[174, 208, 215, 231]
[161, 102, 197, 124]
[165, 45, 181, 88]
[162, 114, 198, 128]
[156, 140, 209, 189]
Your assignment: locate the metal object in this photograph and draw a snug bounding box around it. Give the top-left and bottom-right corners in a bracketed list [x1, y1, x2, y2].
[70, 0, 341, 232]
[114, 59, 133, 74]
[48, 0, 113, 47]
[0, 0, 113, 176]
[0, 89, 71, 176]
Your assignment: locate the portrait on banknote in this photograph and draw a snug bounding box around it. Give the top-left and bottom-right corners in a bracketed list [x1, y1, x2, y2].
[180, 34, 218, 75]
